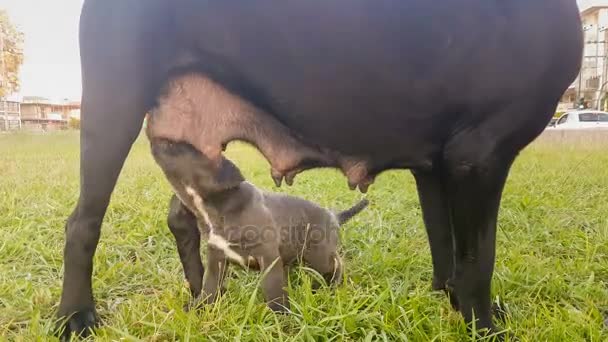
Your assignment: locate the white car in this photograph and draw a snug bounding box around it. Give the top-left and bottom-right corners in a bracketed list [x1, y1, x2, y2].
[548, 110, 608, 130]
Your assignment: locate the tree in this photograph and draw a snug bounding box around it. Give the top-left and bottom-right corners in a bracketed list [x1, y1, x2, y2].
[0, 10, 24, 98]
[69, 117, 81, 130]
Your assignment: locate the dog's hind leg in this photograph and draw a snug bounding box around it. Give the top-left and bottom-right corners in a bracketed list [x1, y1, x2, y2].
[256, 248, 289, 313]
[167, 195, 205, 301]
[412, 169, 458, 308]
[441, 111, 521, 336]
[307, 251, 343, 289]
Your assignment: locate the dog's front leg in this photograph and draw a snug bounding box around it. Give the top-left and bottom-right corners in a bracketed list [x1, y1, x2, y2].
[167, 195, 205, 301]
[200, 246, 229, 306]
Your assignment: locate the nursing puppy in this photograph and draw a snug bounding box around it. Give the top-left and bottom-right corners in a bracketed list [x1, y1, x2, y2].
[150, 138, 368, 312]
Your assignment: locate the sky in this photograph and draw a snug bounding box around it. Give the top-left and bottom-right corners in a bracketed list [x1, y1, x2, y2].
[1, 0, 83, 101]
[0, 0, 590, 102]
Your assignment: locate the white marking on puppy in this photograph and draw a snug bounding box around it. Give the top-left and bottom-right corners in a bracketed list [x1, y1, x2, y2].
[184, 186, 246, 267]
[208, 231, 246, 266]
[185, 186, 213, 230]
[334, 255, 342, 272]
[172, 188, 187, 207]
[331, 255, 343, 283]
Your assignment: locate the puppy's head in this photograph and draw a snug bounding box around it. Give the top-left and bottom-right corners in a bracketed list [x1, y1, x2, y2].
[210, 157, 246, 192]
[150, 139, 244, 194]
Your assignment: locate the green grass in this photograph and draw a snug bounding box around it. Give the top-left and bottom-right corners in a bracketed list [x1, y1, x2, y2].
[0, 131, 607, 341]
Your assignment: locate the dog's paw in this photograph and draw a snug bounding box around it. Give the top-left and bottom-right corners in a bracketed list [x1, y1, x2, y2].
[55, 309, 97, 342]
[443, 279, 460, 312]
[492, 298, 511, 322]
[431, 276, 448, 292]
[485, 327, 518, 342]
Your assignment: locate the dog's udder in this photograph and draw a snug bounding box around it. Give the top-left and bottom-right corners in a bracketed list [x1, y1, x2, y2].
[151, 73, 341, 187]
[147, 74, 245, 166]
[338, 157, 375, 193]
[150, 73, 377, 192]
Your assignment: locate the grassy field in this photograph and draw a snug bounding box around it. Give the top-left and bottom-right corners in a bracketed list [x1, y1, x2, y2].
[0, 131, 607, 341]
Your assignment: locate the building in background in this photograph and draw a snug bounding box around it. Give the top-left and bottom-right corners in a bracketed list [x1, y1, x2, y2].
[568, 1, 608, 110]
[20, 96, 80, 131]
[0, 96, 21, 131]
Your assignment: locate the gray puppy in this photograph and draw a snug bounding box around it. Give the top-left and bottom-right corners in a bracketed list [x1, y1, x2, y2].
[151, 138, 368, 312]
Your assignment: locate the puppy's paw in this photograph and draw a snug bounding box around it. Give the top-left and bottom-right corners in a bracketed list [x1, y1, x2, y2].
[183, 297, 209, 312]
[183, 300, 201, 312]
[267, 300, 290, 314]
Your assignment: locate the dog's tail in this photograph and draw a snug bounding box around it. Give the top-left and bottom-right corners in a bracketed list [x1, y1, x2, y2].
[336, 198, 369, 225]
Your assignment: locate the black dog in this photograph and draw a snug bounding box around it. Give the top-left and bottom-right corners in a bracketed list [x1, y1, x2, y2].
[57, 0, 582, 339]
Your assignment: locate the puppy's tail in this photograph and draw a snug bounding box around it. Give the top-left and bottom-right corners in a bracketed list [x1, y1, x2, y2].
[336, 198, 369, 225]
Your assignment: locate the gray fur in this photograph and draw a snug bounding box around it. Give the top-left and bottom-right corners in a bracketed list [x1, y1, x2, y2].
[151, 139, 367, 312]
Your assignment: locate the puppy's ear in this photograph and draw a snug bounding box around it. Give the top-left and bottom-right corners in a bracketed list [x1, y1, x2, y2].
[215, 157, 245, 187]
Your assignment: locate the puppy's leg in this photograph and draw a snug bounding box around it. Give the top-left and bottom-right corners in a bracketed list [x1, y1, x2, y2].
[304, 224, 343, 289]
[307, 251, 343, 290]
[328, 254, 343, 287]
[167, 195, 205, 300]
[200, 245, 230, 306]
[257, 249, 289, 313]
